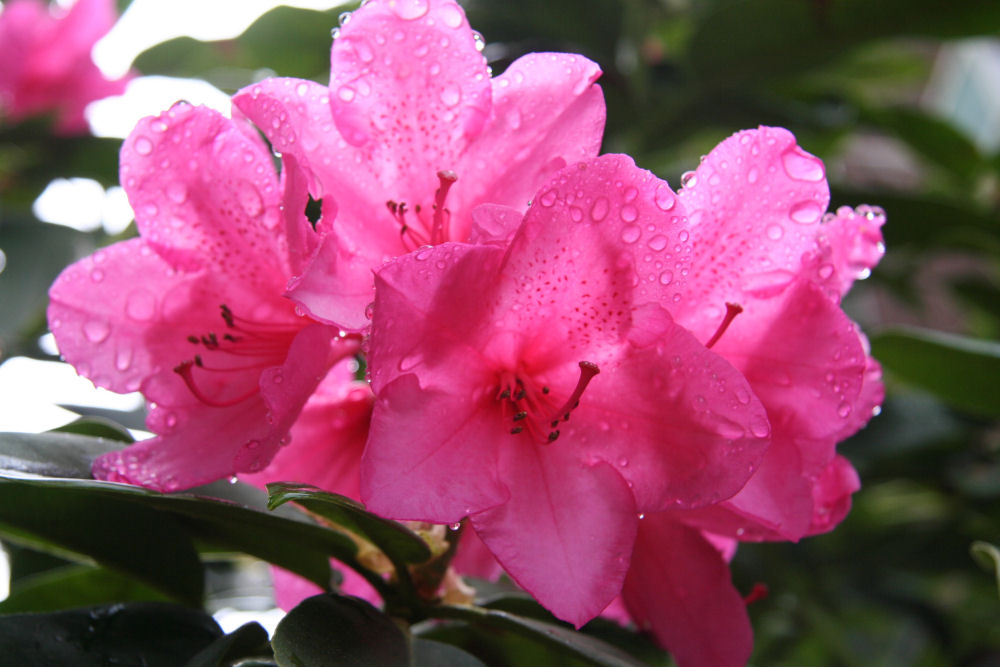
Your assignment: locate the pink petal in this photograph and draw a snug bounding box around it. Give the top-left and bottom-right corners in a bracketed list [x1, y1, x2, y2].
[270, 563, 380, 611]
[121, 103, 289, 289]
[454, 52, 606, 240]
[471, 451, 636, 627]
[674, 127, 830, 340]
[452, 527, 502, 581]
[361, 374, 509, 523]
[329, 1, 491, 171]
[623, 517, 752, 667]
[568, 304, 770, 512]
[711, 279, 868, 447]
[808, 204, 887, 299]
[279, 154, 322, 278]
[243, 359, 372, 499]
[91, 324, 335, 491]
[807, 455, 860, 535]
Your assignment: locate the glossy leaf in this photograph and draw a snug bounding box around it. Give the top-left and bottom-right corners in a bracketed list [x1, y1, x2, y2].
[272, 593, 410, 667]
[971, 542, 1000, 598]
[266, 482, 432, 565]
[185, 622, 272, 667]
[0, 564, 169, 614]
[0, 431, 124, 478]
[51, 416, 135, 443]
[0, 602, 222, 666]
[871, 327, 1000, 417]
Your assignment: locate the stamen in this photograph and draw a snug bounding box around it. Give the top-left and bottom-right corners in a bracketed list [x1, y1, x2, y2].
[743, 583, 769, 606]
[173, 360, 258, 407]
[705, 302, 743, 349]
[547, 361, 600, 422]
[432, 170, 458, 243]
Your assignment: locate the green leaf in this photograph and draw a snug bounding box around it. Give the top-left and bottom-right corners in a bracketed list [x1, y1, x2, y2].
[0, 431, 126, 478]
[870, 327, 1000, 417]
[971, 542, 1000, 598]
[427, 605, 649, 667]
[0, 602, 222, 666]
[0, 564, 170, 614]
[0, 476, 205, 605]
[52, 416, 135, 443]
[266, 482, 432, 565]
[272, 593, 410, 667]
[184, 621, 272, 667]
[411, 637, 489, 666]
[0, 472, 375, 600]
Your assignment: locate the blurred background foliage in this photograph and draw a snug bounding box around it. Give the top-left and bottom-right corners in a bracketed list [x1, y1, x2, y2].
[1, 0, 1000, 664]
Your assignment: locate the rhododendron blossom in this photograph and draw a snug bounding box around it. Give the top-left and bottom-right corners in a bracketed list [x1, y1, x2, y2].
[232, 0, 606, 331]
[361, 154, 773, 626]
[48, 104, 356, 491]
[0, 0, 130, 134]
[602, 128, 885, 667]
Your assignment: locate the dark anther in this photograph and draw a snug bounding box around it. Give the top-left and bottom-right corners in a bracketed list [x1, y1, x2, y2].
[194, 355, 204, 367]
[514, 389, 526, 401]
[547, 430, 560, 442]
[542, 386, 550, 394]
[550, 420, 560, 428]
[510, 426, 524, 435]
[187, 335, 199, 344]
[223, 334, 240, 342]
[513, 411, 528, 422]
[498, 388, 510, 399]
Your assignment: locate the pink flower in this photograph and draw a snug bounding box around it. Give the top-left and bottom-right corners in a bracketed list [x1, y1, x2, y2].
[608, 128, 884, 667]
[232, 0, 606, 331]
[0, 0, 130, 134]
[47, 103, 356, 491]
[361, 153, 772, 627]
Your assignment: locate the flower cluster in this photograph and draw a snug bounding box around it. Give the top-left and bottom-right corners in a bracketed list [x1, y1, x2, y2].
[0, 0, 130, 134]
[47, 1, 884, 665]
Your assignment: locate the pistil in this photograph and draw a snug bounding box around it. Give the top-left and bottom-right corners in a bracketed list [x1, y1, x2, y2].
[705, 302, 743, 349]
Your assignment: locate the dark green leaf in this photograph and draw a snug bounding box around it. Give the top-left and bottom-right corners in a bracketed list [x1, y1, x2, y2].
[0, 602, 222, 667]
[971, 542, 1000, 598]
[0, 476, 205, 605]
[52, 416, 135, 443]
[0, 564, 169, 614]
[428, 605, 648, 667]
[272, 593, 409, 667]
[267, 482, 432, 565]
[184, 621, 272, 667]
[411, 637, 489, 666]
[0, 431, 125, 478]
[871, 327, 1000, 417]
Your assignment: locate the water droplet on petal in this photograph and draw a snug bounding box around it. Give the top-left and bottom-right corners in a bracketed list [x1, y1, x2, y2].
[750, 415, 770, 438]
[658, 270, 673, 285]
[654, 185, 676, 211]
[766, 223, 784, 240]
[166, 182, 187, 204]
[337, 86, 355, 102]
[440, 3, 463, 28]
[388, 0, 429, 20]
[90, 268, 105, 282]
[620, 205, 638, 222]
[782, 147, 825, 182]
[837, 402, 852, 418]
[237, 182, 264, 218]
[647, 234, 668, 251]
[471, 30, 486, 52]
[538, 189, 557, 207]
[125, 289, 157, 322]
[134, 136, 153, 155]
[747, 167, 759, 184]
[449, 522, 462, 531]
[680, 171, 697, 188]
[789, 200, 823, 224]
[621, 225, 641, 244]
[83, 320, 110, 343]
[115, 347, 133, 371]
[590, 197, 609, 221]
[440, 85, 461, 107]
[569, 206, 583, 222]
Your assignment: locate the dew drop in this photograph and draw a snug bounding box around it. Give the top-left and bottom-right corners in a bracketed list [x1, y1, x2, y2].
[680, 171, 697, 188]
[90, 268, 105, 282]
[817, 263, 835, 279]
[781, 147, 825, 182]
[440, 3, 463, 27]
[620, 205, 638, 222]
[440, 85, 461, 107]
[590, 197, 609, 221]
[449, 522, 462, 531]
[654, 185, 676, 211]
[83, 320, 110, 343]
[647, 234, 668, 251]
[399, 353, 420, 371]
[125, 289, 157, 322]
[658, 270, 673, 285]
[837, 402, 853, 418]
[538, 189, 557, 207]
[747, 167, 759, 184]
[134, 136, 153, 155]
[765, 223, 784, 240]
[618, 457, 629, 467]
[471, 30, 486, 52]
[337, 86, 355, 102]
[750, 415, 770, 438]
[229, 475, 239, 485]
[237, 182, 264, 218]
[387, 0, 429, 20]
[789, 200, 823, 224]
[569, 206, 583, 222]
[115, 347, 133, 371]
[621, 225, 641, 244]
[166, 182, 187, 204]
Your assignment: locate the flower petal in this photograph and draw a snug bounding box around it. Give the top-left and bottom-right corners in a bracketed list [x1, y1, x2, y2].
[623, 517, 752, 667]
[675, 126, 830, 340]
[471, 451, 636, 628]
[121, 103, 288, 289]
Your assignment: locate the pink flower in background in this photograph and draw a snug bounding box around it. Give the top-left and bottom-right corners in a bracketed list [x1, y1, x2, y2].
[361, 154, 771, 627]
[0, 0, 131, 134]
[232, 0, 606, 331]
[48, 104, 356, 491]
[603, 128, 885, 667]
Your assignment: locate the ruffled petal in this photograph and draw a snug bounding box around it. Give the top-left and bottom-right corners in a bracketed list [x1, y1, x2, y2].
[471, 452, 636, 627]
[623, 517, 752, 667]
[675, 126, 830, 340]
[120, 103, 289, 288]
[807, 455, 861, 536]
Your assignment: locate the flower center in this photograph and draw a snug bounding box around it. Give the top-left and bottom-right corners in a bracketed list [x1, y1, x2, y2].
[495, 361, 600, 443]
[173, 303, 302, 407]
[386, 170, 458, 252]
[704, 302, 743, 349]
